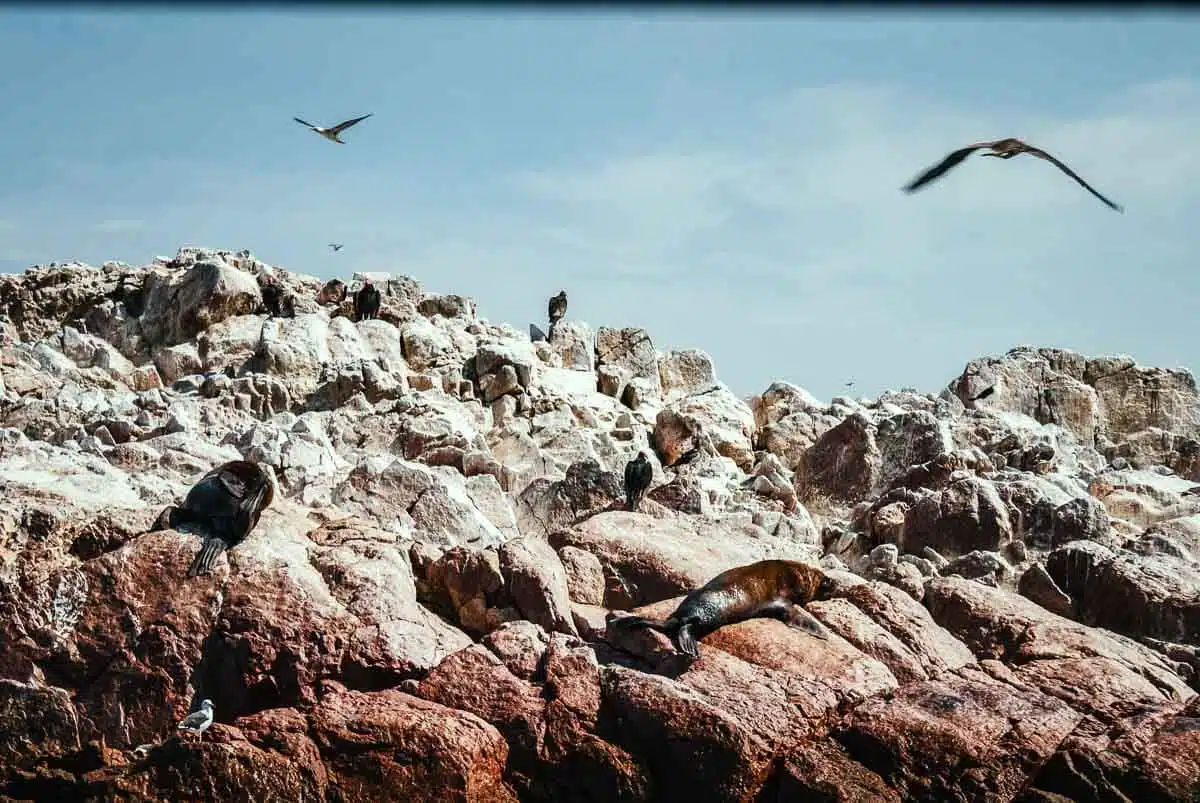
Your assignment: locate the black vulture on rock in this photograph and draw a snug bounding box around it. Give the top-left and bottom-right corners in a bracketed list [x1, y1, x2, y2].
[624, 451, 653, 512]
[355, 280, 382, 321]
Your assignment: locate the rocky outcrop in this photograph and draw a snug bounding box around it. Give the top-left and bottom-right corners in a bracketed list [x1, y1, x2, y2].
[1, 249, 1198, 801]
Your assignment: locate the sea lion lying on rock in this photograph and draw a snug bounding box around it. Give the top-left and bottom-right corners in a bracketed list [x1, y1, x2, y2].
[606, 559, 835, 659]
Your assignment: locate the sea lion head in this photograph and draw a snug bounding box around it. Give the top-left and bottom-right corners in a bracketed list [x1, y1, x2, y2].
[815, 570, 839, 600]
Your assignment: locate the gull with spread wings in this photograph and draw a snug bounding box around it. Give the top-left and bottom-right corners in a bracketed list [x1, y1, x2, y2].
[293, 113, 373, 144]
[902, 138, 1123, 212]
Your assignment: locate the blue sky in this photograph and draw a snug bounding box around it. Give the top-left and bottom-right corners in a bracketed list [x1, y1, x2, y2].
[2, 10, 1198, 401]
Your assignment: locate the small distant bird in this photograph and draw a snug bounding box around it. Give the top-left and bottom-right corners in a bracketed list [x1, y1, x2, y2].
[355, 280, 382, 321]
[903, 138, 1123, 212]
[150, 460, 275, 577]
[845, 380, 855, 389]
[624, 451, 653, 512]
[547, 290, 568, 337]
[177, 699, 215, 743]
[665, 445, 702, 470]
[329, 243, 344, 252]
[293, 114, 373, 144]
[971, 386, 996, 402]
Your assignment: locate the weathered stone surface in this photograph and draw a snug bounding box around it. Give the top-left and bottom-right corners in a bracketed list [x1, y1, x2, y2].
[3, 254, 1199, 801]
[836, 665, 1084, 801]
[1045, 539, 1200, 645]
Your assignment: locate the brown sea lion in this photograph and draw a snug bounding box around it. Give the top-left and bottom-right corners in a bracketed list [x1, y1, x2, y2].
[607, 559, 835, 659]
[150, 460, 275, 577]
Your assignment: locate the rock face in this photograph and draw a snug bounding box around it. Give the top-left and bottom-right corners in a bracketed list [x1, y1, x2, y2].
[0, 253, 1197, 801]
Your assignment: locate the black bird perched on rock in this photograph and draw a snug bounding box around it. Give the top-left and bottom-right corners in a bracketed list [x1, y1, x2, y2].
[256, 274, 294, 318]
[971, 386, 996, 402]
[258, 275, 284, 318]
[150, 460, 275, 577]
[547, 290, 568, 338]
[665, 446, 700, 470]
[624, 451, 653, 512]
[293, 114, 373, 144]
[903, 137, 1123, 212]
[354, 280, 382, 321]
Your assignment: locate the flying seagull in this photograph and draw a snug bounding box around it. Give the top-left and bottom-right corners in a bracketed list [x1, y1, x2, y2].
[177, 699, 215, 743]
[329, 243, 344, 252]
[293, 114, 373, 144]
[902, 138, 1123, 212]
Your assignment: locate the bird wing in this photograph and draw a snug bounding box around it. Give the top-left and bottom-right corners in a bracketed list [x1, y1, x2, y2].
[902, 142, 999, 193]
[1024, 147, 1124, 212]
[231, 475, 272, 544]
[293, 117, 319, 131]
[214, 467, 249, 501]
[178, 709, 210, 729]
[330, 114, 372, 134]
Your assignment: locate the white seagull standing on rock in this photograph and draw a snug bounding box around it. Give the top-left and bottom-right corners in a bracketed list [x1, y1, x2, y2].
[177, 699, 215, 743]
[293, 114, 373, 144]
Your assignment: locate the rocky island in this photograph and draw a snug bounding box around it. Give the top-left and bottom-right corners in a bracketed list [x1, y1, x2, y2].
[0, 248, 1196, 802]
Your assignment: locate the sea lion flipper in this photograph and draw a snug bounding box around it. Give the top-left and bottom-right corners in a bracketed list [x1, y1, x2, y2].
[783, 605, 830, 640]
[674, 623, 699, 658]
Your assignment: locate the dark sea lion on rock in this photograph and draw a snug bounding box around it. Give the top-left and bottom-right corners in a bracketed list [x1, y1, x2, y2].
[150, 460, 275, 577]
[607, 559, 835, 659]
[623, 451, 653, 511]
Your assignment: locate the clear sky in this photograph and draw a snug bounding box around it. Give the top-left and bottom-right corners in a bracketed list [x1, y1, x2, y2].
[2, 10, 1198, 401]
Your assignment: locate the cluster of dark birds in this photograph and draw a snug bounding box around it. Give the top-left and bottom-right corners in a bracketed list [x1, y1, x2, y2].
[151, 115, 1125, 579]
[152, 450, 682, 582]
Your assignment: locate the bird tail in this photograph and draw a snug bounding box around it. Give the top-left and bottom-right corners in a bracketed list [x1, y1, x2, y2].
[625, 491, 636, 511]
[187, 537, 227, 578]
